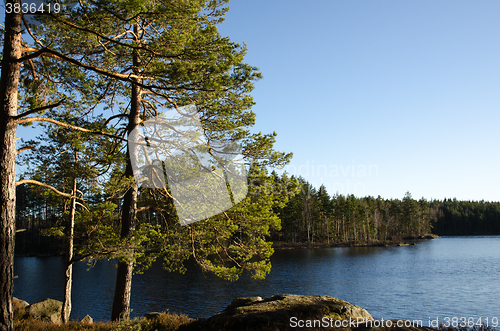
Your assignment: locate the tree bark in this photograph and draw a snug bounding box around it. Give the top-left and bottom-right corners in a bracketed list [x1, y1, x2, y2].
[0, 2, 22, 330]
[62, 177, 77, 323]
[111, 35, 141, 321]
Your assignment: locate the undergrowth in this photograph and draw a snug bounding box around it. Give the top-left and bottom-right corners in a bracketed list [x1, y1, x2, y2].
[14, 312, 194, 331]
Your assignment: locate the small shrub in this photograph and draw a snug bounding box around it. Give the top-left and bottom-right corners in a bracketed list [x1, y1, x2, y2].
[144, 312, 193, 331]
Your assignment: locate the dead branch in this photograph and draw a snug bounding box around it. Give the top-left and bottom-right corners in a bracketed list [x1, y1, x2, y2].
[16, 146, 36, 154]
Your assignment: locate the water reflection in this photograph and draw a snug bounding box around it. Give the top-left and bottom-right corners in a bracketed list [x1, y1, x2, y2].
[14, 236, 500, 323]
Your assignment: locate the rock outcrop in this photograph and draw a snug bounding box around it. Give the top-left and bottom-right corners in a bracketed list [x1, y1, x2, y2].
[25, 298, 63, 324]
[13, 297, 29, 320]
[194, 294, 373, 331]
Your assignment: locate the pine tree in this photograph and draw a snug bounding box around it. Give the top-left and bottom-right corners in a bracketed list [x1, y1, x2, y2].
[19, 0, 291, 320]
[1, 2, 126, 325]
[316, 185, 332, 244]
[17, 108, 117, 323]
[0, 3, 23, 329]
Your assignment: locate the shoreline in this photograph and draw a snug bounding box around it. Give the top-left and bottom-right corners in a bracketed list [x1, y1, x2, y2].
[14, 235, 441, 257]
[16, 293, 482, 331]
[272, 234, 440, 250]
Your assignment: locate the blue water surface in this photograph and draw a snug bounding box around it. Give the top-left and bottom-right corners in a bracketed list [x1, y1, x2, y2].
[14, 236, 500, 324]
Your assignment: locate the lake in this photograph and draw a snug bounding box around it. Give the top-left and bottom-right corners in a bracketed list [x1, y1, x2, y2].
[14, 236, 500, 325]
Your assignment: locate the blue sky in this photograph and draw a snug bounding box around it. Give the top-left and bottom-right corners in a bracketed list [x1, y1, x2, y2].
[12, 1, 500, 202]
[217, 0, 500, 201]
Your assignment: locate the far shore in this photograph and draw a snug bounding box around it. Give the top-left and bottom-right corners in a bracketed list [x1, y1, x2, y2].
[14, 235, 441, 257]
[272, 234, 440, 249]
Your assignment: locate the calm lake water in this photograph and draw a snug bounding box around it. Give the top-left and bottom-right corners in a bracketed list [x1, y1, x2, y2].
[14, 236, 500, 324]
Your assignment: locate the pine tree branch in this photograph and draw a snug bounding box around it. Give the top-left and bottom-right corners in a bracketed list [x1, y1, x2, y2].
[17, 47, 145, 81]
[18, 48, 214, 92]
[70, 250, 117, 265]
[27, 59, 37, 79]
[136, 206, 169, 213]
[213, 225, 242, 268]
[16, 179, 73, 199]
[22, 15, 45, 48]
[104, 113, 128, 126]
[16, 146, 35, 154]
[13, 98, 66, 120]
[53, 17, 173, 57]
[75, 201, 89, 211]
[16, 117, 127, 142]
[70, 254, 93, 265]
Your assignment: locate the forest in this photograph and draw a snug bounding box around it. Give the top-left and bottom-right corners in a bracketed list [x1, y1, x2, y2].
[15, 173, 500, 256]
[271, 177, 500, 244]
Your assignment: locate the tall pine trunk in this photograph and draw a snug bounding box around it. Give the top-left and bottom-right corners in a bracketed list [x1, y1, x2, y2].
[0, 3, 22, 330]
[111, 41, 141, 321]
[61, 177, 77, 323]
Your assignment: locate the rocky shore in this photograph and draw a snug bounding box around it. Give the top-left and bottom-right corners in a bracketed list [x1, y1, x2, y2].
[14, 294, 437, 331]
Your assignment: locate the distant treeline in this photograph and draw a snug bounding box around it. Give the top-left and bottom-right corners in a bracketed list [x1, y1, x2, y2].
[269, 176, 500, 245]
[15, 183, 65, 255]
[14, 175, 500, 255]
[434, 197, 500, 235]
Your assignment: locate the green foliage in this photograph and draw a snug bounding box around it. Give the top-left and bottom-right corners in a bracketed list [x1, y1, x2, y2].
[40, 226, 66, 238]
[75, 202, 121, 260]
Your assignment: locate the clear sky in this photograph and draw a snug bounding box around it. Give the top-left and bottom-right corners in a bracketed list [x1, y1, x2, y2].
[217, 0, 500, 202]
[12, 1, 500, 202]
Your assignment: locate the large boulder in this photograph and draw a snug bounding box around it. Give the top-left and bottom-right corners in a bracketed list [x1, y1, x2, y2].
[197, 294, 373, 331]
[25, 298, 63, 324]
